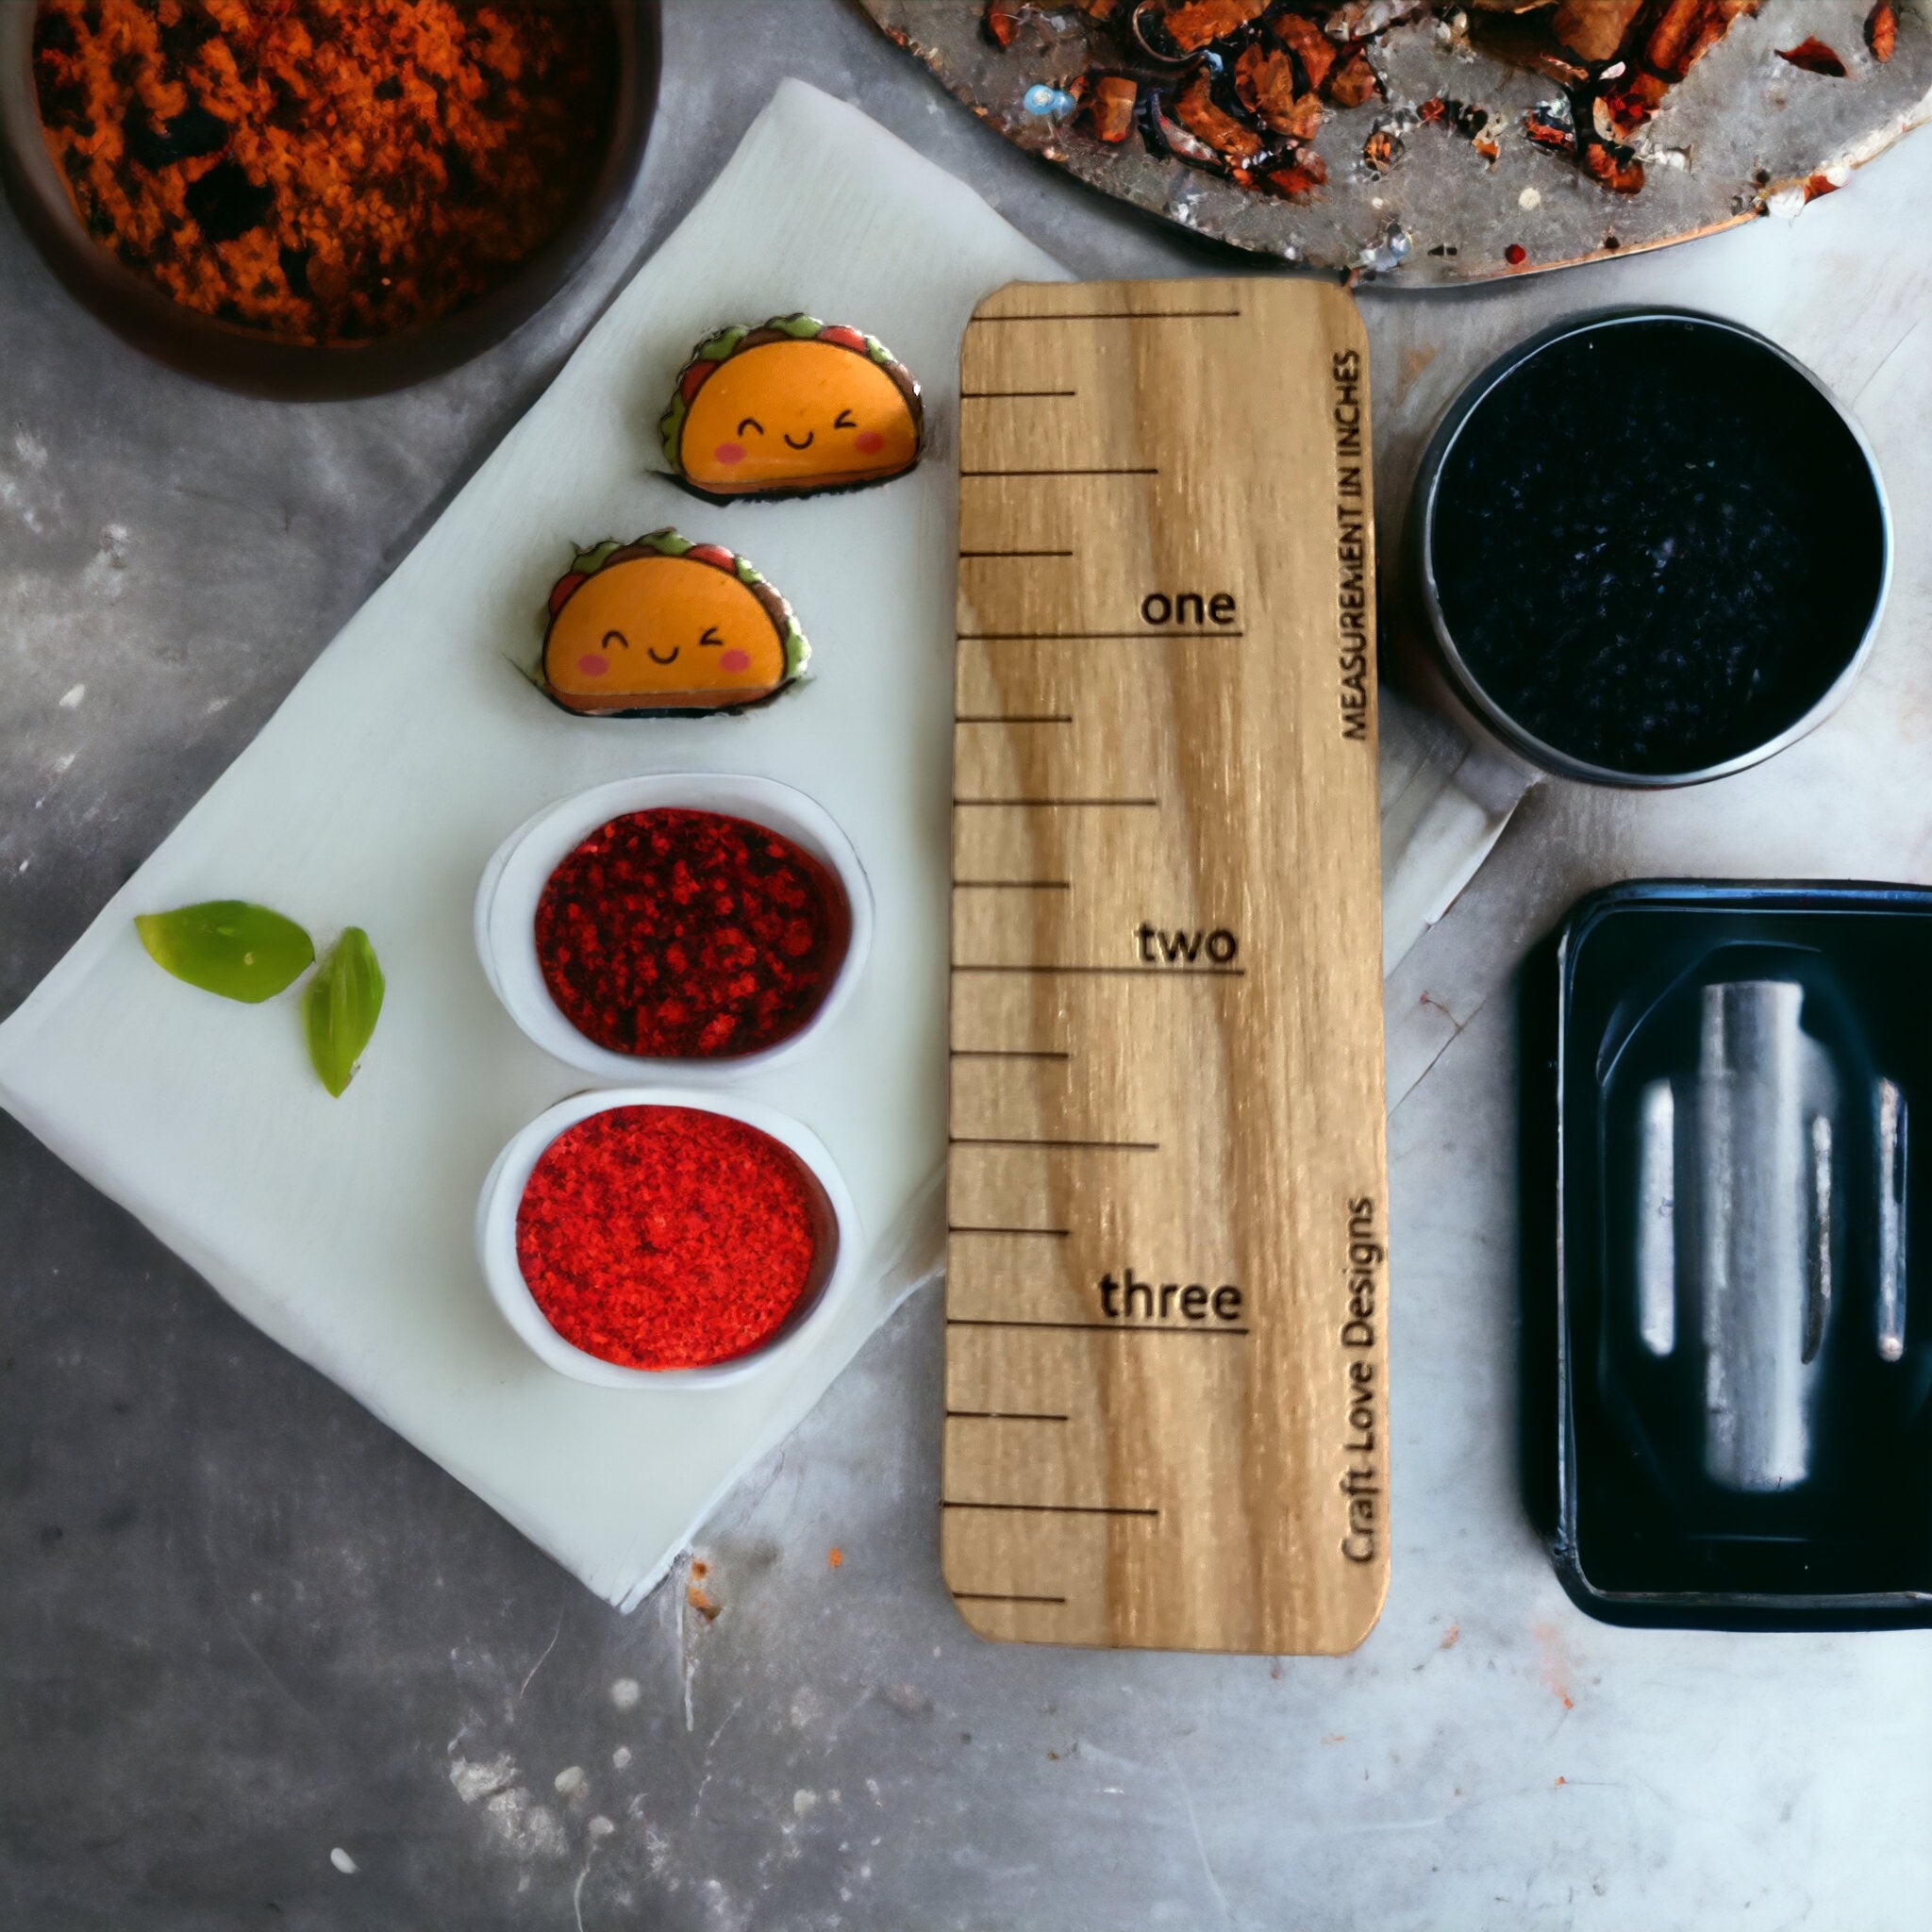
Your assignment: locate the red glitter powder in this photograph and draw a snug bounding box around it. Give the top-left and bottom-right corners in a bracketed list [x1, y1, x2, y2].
[535, 808, 848, 1059]
[515, 1105, 823, 1370]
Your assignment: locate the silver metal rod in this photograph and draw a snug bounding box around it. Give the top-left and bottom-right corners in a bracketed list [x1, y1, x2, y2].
[1877, 1077, 1907, 1362]
[1697, 982, 1814, 1492]
[1637, 1078, 1676, 1357]
[1805, 1113, 1832, 1367]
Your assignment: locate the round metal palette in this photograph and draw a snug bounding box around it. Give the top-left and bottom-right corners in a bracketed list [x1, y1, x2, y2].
[861, 0, 1932, 284]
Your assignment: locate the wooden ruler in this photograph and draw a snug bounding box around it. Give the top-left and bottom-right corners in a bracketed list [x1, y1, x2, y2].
[944, 278, 1389, 1656]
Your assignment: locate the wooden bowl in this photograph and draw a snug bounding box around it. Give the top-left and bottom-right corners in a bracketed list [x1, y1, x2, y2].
[0, 1, 659, 398]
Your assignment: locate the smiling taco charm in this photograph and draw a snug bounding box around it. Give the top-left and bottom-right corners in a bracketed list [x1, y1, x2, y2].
[659, 315, 924, 500]
[538, 531, 808, 717]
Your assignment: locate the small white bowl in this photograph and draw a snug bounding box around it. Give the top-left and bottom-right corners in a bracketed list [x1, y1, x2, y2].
[476, 1086, 861, 1388]
[475, 774, 873, 1082]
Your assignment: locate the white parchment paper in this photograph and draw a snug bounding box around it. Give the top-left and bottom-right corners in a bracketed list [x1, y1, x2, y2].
[0, 79, 1512, 1607]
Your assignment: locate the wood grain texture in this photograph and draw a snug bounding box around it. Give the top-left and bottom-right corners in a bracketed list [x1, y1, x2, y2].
[944, 279, 1389, 1656]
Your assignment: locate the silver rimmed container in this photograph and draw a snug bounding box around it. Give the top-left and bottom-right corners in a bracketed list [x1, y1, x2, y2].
[1410, 308, 1892, 789]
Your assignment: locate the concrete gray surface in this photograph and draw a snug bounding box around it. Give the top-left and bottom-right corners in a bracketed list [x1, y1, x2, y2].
[9, 4, 1932, 1929]
[0, 8, 1213, 1927]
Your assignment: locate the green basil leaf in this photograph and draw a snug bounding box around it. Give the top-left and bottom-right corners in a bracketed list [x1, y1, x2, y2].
[135, 901, 315, 1004]
[304, 927, 385, 1098]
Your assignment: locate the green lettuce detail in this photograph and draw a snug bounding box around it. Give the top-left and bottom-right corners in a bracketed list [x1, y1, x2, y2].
[692, 324, 749, 361]
[782, 619, 810, 682]
[658, 325, 752, 469]
[570, 538, 625, 576]
[773, 313, 824, 339]
[733, 558, 762, 586]
[640, 528, 694, 558]
[658, 391, 689, 470]
[864, 334, 892, 365]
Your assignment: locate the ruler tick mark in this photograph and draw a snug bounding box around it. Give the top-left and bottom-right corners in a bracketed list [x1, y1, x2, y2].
[949, 1048, 1071, 1061]
[971, 309, 1242, 323]
[948, 1224, 1071, 1238]
[958, 550, 1074, 559]
[949, 1136, 1157, 1151]
[942, 1500, 1159, 1518]
[945, 1408, 1071, 1422]
[953, 797, 1156, 808]
[962, 468, 1158, 479]
[959, 389, 1077, 399]
[960, 631, 1241, 642]
[954, 964, 1242, 977]
[954, 715, 1074, 725]
[948, 1317, 1252, 1336]
[954, 879, 1072, 891]
[951, 1591, 1069, 1605]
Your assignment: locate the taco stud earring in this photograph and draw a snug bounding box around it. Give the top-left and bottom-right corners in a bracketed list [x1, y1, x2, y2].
[536, 531, 808, 718]
[659, 315, 924, 501]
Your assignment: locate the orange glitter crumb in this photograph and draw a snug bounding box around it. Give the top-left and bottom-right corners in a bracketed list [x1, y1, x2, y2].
[32, 0, 616, 345]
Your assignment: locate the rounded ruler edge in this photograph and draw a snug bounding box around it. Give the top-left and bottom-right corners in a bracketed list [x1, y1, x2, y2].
[943, 277, 1390, 1656]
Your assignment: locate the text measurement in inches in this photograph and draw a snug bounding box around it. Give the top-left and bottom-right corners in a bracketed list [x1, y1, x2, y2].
[944, 279, 1390, 1657]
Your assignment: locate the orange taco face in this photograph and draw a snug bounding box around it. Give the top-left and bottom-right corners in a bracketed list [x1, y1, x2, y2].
[667, 324, 923, 498]
[541, 541, 805, 716]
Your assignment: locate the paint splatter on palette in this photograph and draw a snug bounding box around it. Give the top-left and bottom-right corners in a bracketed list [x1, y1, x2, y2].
[862, 0, 1932, 281]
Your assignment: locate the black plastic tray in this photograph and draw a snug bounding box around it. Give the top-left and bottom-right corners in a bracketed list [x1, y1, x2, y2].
[1528, 879, 1932, 1629]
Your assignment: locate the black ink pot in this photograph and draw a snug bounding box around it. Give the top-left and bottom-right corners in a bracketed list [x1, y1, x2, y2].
[1412, 311, 1890, 787]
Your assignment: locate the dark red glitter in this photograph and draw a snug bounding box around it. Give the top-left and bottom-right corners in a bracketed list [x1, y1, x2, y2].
[515, 1105, 822, 1370]
[535, 808, 848, 1059]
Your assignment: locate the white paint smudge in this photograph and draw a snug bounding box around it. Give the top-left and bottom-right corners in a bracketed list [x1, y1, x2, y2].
[329, 1848, 358, 1875]
[52, 752, 75, 774]
[611, 1746, 632, 1770]
[58, 683, 86, 709]
[13, 432, 48, 469]
[450, 1747, 570, 1862]
[1519, 186, 1541, 209]
[792, 1790, 819, 1819]
[450, 1753, 516, 1805]
[588, 1815, 616, 1840]
[482, 1790, 570, 1861]
[0, 475, 45, 534]
[608, 1676, 641, 1711]
[81, 526, 130, 596]
[554, 1765, 588, 1799]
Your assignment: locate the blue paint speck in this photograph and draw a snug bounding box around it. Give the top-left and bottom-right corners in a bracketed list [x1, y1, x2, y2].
[1022, 83, 1076, 118]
